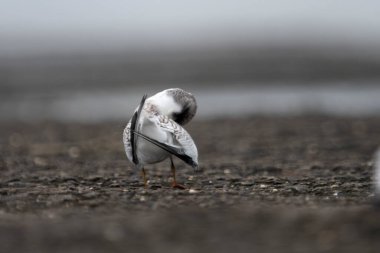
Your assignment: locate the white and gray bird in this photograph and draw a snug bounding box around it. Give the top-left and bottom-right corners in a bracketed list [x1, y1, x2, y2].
[123, 88, 198, 188]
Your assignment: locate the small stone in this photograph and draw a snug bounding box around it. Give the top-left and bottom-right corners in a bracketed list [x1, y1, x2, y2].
[189, 189, 199, 194]
[259, 184, 267, 188]
[240, 181, 254, 186]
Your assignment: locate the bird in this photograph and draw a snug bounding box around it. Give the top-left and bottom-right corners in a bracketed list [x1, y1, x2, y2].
[123, 88, 198, 189]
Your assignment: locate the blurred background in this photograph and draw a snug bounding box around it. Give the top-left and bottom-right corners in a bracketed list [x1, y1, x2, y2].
[1, 0, 380, 121]
[2, 2, 380, 252]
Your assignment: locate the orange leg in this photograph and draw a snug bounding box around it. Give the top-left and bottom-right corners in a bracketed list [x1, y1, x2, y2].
[170, 157, 185, 189]
[141, 167, 148, 188]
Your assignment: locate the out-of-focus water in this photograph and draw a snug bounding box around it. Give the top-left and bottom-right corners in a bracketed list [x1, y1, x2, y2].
[1, 1, 380, 57]
[1, 84, 379, 122]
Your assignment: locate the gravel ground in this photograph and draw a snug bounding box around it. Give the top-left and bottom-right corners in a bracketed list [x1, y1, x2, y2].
[1, 116, 380, 253]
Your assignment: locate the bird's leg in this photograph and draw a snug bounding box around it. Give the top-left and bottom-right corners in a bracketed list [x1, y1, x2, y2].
[170, 157, 186, 189]
[141, 167, 148, 188]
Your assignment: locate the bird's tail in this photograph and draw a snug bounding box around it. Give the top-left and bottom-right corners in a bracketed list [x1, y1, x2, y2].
[131, 94, 148, 165]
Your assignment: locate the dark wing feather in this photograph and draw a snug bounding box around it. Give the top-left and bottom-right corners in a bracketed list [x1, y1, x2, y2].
[130, 94, 147, 164]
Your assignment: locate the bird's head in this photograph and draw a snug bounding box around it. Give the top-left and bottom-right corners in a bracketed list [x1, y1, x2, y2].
[147, 88, 197, 125]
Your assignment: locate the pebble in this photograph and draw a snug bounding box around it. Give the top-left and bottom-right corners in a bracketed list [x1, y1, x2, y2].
[189, 189, 199, 194]
[240, 181, 254, 186]
[224, 169, 231, 174]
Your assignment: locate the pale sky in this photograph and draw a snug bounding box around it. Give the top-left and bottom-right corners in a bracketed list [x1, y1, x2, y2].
[1, 0, 380, 55]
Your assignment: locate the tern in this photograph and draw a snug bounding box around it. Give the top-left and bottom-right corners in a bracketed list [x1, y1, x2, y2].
[123, 88, 198, 188]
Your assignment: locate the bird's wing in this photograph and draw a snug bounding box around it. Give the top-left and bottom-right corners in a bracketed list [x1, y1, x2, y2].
[122, 120, 133, 162]
[133, 113, 198, 168]
[123, 94, 147, 165]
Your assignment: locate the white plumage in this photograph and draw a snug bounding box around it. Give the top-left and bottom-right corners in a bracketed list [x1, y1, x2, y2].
[123, 88, 198, 188]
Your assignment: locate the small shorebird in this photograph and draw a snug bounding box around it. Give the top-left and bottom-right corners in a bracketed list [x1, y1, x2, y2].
[123, 88, 198, 188]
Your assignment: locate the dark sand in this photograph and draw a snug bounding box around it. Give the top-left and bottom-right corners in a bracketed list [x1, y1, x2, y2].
[1, 116, 380, 252]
